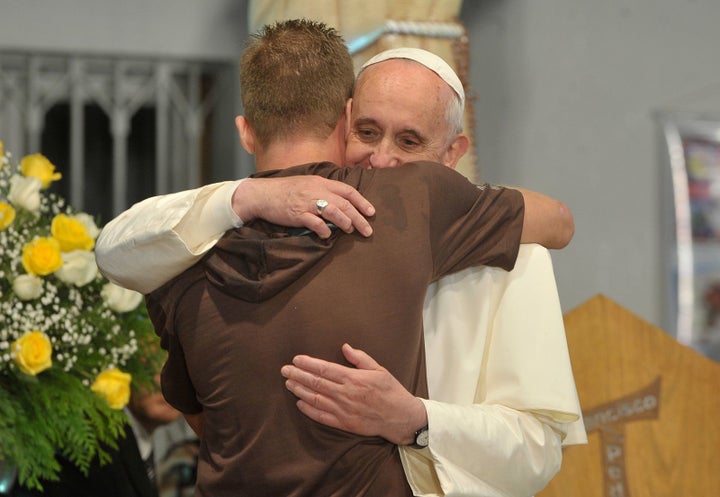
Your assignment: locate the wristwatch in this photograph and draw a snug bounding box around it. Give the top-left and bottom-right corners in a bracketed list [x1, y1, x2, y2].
[410, 424, 429, 449]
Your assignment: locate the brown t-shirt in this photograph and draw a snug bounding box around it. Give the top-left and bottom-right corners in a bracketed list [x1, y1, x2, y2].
[147, 162, 524, 497]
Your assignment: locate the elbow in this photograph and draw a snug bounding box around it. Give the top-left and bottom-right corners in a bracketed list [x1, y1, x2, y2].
[556, 202, 575, 249]
[533, 200, 575, 250]
[518, 189, 575, 249]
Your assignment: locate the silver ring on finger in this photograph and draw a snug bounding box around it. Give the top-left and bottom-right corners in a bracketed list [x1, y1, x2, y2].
[315, 199, 329, 214]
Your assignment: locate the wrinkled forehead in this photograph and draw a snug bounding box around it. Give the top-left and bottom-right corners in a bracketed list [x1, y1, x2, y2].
[351, 60, 454, 130]
[355, 58, 451, 96]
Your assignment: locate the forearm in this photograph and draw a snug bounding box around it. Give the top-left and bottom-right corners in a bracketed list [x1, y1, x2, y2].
[400, 401, 564, 497]
[96, 180, 242, 293]
[515, 187, 574, 249]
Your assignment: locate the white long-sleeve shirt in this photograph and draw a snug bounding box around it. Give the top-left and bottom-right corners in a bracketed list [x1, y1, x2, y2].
[96, 183, 586, 497]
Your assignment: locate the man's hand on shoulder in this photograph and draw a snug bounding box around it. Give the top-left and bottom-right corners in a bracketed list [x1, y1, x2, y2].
[233, 176, 375, 239]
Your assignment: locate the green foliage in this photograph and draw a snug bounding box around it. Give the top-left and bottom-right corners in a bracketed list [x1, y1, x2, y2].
[0, 357, 148, 489]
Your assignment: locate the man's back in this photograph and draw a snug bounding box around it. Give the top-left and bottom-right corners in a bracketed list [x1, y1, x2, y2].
[148, 162, 523, 497]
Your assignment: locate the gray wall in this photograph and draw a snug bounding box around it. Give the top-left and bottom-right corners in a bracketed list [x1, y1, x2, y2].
[0, 0, 247, 60]
[460, 0, 720, 334]
[4, 0, 720, 333]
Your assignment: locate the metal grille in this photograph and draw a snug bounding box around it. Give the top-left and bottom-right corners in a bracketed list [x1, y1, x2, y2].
[0, 52, 228, 219]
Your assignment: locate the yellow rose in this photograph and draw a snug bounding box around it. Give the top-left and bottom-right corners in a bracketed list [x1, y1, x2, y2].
[91, 368, 132, 410]
[51, 214, 95, 252]
[73, 212, 101, 239]
[12, 331, 52, 376]
[20, 153, 61, 189]
[0, 201, 16, 230]
[22, 237, 63, 276]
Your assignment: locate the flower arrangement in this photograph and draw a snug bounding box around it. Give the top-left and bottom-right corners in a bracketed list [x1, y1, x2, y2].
[0, 141, 161, 490]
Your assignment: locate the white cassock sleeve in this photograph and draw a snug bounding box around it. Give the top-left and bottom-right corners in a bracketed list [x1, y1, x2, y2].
[400, 244, 587, 497]
[95, 180, 244, 294]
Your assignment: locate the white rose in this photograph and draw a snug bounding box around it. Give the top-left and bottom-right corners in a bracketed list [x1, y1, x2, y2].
[8, 174, 42, 213]
[73, 212, 101, 240]
[13, 274, 44, 300]
[101, 282, 143, 313]
[55, 250, 98, 287]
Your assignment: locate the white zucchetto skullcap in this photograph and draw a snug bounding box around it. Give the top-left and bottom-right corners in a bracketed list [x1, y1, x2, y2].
[360, 47, 465, 106]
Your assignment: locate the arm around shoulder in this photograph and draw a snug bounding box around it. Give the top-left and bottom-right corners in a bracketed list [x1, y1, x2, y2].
[96, 180, 243, 293]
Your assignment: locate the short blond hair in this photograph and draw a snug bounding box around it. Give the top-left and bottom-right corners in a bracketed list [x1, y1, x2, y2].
[240, 19, 355, 148]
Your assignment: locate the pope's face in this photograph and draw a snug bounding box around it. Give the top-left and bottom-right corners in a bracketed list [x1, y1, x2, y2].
[345, 59, 459, 169]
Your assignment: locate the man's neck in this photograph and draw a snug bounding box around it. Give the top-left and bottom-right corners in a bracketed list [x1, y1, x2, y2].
[254, 125, 345, 172]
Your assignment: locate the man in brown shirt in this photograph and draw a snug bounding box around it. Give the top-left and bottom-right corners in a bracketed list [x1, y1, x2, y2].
[149, 162, 523, 497]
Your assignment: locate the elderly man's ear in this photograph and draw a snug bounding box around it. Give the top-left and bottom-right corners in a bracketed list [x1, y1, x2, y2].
[344, 98, 353, 142]
[235, 116, 256, 155]
[442, 133, 470, 170]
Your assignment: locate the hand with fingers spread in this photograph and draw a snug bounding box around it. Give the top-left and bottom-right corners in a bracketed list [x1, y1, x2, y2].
[280, 343, 427, 445]
[233, 176, 375, 239]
